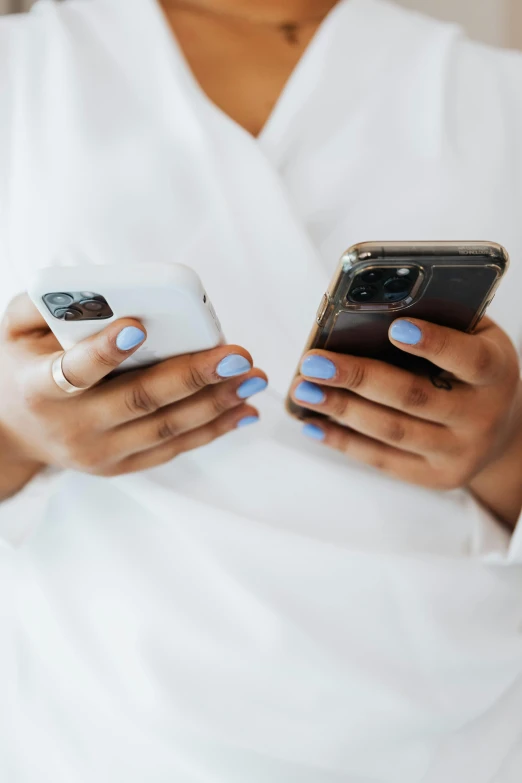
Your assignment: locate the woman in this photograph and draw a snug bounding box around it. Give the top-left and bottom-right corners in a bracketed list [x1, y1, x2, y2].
[0, 0, 521, 780]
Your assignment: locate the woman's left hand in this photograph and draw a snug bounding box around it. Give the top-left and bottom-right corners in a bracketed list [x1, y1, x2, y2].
[290, 316, 522, 501]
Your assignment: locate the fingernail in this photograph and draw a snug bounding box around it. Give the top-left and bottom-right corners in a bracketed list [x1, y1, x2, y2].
[237, 415, 259, 428]
[116, 326, 146, 351]
[301, 355, 336, 380]
[302, 423, 326, 442]
[217, 354, 252, 378]
[236, 377, 268, 399]
[390, 321, 422, 345]
[294, 381, 326, 405]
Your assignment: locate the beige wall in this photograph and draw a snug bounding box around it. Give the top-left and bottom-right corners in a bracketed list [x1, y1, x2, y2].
[0, 0, 32, 12]
[395, 0, 520, 48]
[0, 0, 521, 49]
[510, 0, 522, 48]
[395, 0, 506, 47]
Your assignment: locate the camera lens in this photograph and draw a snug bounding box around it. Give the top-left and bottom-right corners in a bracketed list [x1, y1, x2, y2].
[80, 299, 104, 312]
[361, 269, 383, 284]
[45, 292, 74, 307]
[385, 277, 410, 294]
[54, 306, 83, 321]
[349, 285, 377, 303]
[383, 276, 412, 302]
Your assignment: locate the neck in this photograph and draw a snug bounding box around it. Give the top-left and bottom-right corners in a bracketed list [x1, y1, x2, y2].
[163, 1, 338, 23]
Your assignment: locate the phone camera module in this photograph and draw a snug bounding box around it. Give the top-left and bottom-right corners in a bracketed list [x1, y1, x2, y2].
[360, 269, 383, 284]
[54, 306, 83, 321]
[80, 298, 104, 312]
[349, 285, 378, 303]
[383, 276, 412, 302]
[347, 266, 419, 307]
[44, 292, 74, 308]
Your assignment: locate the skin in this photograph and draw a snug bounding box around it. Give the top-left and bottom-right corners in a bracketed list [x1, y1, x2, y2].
[0, 0, 520, 529]
[0, 295, 265, 495]
[291, 317, 522, 529]
[160, 0, 338, 137]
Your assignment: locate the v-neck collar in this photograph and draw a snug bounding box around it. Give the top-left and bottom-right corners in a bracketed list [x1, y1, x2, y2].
[142, 0, 353, 148]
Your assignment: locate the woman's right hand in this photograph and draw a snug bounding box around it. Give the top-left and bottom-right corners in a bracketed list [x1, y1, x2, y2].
[0, 295, 266, 482]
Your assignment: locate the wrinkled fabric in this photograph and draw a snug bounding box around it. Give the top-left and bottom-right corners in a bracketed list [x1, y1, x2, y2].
[0, 1, 522, 781]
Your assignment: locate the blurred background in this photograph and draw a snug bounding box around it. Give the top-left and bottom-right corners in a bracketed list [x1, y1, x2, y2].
[0, 0, 521, 49]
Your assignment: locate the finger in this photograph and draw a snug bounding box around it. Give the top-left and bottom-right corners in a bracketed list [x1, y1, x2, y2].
[300, 417, 425, 481]
[30, 319, 148, 399]
[110, 372, 268, 458]
[291, 379, 449, 456]
[91, 345, 254, 428]
[2, 293, 49, 337]
[113, 404, 259, 475]
[388, 316, 512, 386]
[299, 351, 472, 426]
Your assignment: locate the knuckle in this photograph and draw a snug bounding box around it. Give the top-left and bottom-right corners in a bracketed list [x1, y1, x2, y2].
[429, 329, 450, 359]
[471, 343, 495, 383]
[383, 417, 407, 445]
[86, 343, 120, 371]
[403, 382, 430, 410]
[369, 453, 388, 473]
[330, 393, 350, 421]
[125, 382, 160, 416]
[182, 361, 209, 394]
[342, 361, 367, 391]
[156, 416, 181, 441]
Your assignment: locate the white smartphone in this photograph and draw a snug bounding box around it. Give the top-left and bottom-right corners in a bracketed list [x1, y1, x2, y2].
[28, 263, 224, 371]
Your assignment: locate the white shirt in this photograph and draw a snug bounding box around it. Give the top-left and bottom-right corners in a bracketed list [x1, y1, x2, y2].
[1, 1, 522, 781]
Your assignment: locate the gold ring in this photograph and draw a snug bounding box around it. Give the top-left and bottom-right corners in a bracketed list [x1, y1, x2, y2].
[51, 353, 90, 395]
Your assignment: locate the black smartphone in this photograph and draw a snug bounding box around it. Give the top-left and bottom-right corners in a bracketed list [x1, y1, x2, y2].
[288, 241, 509, 418]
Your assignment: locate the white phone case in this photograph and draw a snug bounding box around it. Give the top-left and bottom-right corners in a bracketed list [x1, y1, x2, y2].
[28, 264, 224, 371]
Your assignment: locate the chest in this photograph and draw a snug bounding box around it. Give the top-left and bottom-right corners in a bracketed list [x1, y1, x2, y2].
[161, 10, 319, 137]
[5, 18, 522, 370]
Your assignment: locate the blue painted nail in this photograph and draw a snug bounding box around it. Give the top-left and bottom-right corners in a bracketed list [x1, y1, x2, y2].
[236, 377, 268, 399]
[301, 355, 336, 380]
[390, 321, 422, 345]
[237, 416, 259, 428]
[116, 326, 146, 351]
[302, 424, 326, 442]
[217, 354, 252, 378]
[294, 381, 326, 405]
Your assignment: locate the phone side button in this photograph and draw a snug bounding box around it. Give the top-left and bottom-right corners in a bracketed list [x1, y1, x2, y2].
[316, 294, 329, 325]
